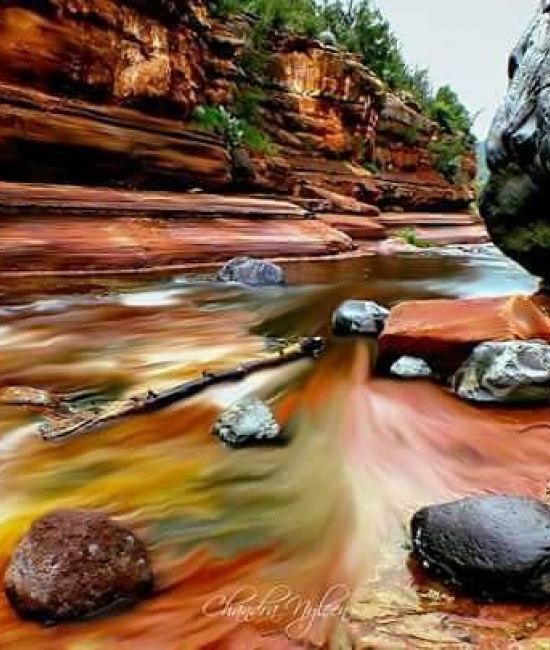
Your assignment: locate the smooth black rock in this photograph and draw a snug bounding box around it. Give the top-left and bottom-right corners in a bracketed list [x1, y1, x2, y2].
[217, 257, 286, 286]
[480, 3, 550, 282]
[331, 300, 389, 336]
[411, 495, 550, 600]
[212, 398, 284, 448]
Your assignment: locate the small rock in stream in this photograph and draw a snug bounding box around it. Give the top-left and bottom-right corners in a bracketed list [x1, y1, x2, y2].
[331, 300, 389, 336]
[5, 510, 153, 623]
[213, 398, 283, 448]
[390, 356, 433, 379]
[411, 495, 550, 600]
[452, 340, 550, 403]
[217, 257, 286, 286]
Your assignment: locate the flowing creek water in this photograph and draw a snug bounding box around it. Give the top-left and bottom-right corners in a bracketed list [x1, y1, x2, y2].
[0, 252, 548, 649]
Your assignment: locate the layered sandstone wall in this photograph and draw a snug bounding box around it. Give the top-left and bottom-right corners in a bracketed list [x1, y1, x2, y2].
[0, 0, 474, 210]
[0, 0, 233, 189]
[373, 93, 474, 211]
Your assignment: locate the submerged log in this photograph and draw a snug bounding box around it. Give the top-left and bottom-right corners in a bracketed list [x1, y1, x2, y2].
[40, 337, 326, 441]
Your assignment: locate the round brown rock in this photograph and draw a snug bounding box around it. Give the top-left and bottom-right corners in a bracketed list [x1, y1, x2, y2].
[4, 510, 153, 623]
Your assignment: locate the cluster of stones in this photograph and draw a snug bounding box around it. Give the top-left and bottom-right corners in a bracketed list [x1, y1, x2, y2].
[6, 258, 550, 624]
[331, 293, 550, 405]
[329, 290, 550, 601]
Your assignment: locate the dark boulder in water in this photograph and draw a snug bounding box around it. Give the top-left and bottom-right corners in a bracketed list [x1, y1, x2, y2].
[411, 495, 550, 600]
[331, 300, 389, 336]
[213, 398, 283, 448]
[5, 510, 153, 623]
[480, 2, 550, 283]
[217, 257, 286, 286]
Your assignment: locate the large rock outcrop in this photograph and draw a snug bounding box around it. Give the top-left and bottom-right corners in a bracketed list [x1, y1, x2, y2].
[0, 0, 474, 212]
[375, 93, 475, 211]
[0, 0, 233, 189]
[481, 3, 550, 282]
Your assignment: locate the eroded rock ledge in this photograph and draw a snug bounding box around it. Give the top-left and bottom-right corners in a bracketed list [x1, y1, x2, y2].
[0, 0, 474, 210]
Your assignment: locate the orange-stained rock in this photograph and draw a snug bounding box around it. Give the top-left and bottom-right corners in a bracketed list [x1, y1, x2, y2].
[318, 214, 387, 240]
[0, 216, 354, 273]
[378, 296, 550, 375]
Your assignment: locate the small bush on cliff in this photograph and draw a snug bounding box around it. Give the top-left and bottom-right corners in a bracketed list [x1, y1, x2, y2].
[247, 0, 322, 37]
[320, 0, 409, 89]
[192, 105, 275, 154]
[428, 85, 472, 136]
[429, 136, 468, 185]
[233, 88, 266, 122]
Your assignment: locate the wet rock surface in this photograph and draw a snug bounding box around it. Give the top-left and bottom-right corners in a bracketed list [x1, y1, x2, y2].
[5, 510, 153, 623]
[378, 295, 550, 375]
[411, 495, 550, 600]
[332, 300, 389, 336]
[217, 257, 286, 286]
[213, 398, 283, 448]
[452, 341, 550, 403]
[390, 356, 433, 379]
[481, 2, 550, 282]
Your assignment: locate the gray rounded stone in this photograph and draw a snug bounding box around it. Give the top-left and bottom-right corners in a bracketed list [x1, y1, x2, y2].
[212, 398, 282, 448]
[390, 356, 433, 379]
[452, 340, 550, 403]
[331, 300, 389, 336]
[216, 257, 286, 286]
[412, 495, 550, 600]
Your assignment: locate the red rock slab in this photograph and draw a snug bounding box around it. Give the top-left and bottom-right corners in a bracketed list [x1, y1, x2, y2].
[317, 213, 387, 240]
[303, 183, 381, 216]
[0, 83, 231, 190]
[378, 212, 478, 227]
[0, 182, 307, 218]
[0, 215, 354, 274]
[378, 295, 550, 375]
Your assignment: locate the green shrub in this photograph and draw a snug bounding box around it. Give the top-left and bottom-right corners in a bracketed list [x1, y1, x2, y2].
[429, 137, 468, 185]
[428, 85, 472, 135]
[233, 87, 266, 122]
[209, 0, 243, 17]
[247, 0, 322, 36]
[397, 227, 432, 248]
[192, 105, 275, 154]
[362, 161, 380, 174]
[402, 126, 420, 145]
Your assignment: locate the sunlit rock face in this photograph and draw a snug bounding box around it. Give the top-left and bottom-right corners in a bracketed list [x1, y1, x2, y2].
[481, 2, 550, 282]
[0, 0, 234, 189]
[375, 93, 476, 211]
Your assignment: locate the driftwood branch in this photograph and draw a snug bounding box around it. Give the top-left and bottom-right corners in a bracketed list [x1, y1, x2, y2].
[39, 337, 326, 442]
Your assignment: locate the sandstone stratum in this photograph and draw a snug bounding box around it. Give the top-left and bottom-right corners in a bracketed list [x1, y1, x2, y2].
[0, 0, 483, 272]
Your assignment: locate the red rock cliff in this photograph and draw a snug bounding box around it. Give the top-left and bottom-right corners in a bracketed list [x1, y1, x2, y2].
[0, 0, 474, 210]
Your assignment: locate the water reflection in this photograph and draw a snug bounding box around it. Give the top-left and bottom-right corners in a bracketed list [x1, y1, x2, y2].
[0, 252, 545, 648]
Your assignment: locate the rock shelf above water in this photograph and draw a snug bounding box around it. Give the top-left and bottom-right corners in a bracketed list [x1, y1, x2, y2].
[378, 295, 550, 375]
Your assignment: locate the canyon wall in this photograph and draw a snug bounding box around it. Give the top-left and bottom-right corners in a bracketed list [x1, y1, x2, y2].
[0, 0, 474, 210]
